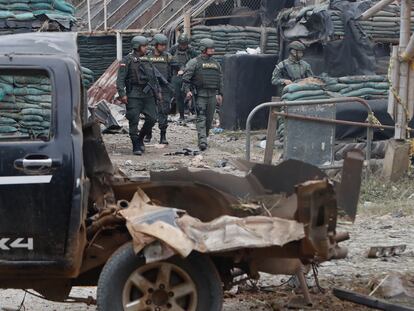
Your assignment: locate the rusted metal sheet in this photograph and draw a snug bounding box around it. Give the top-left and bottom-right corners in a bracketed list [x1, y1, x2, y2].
[336, 149, 364, 221]
[120, 188, 306, 257]
[128, 0, 164, 29]
[87, 60, 119, 107]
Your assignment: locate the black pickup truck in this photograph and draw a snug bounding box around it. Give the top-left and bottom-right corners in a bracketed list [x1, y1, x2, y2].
[0, 33, 363, 311]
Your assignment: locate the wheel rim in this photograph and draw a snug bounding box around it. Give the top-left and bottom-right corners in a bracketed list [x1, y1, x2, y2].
[122, 261, 198, 311]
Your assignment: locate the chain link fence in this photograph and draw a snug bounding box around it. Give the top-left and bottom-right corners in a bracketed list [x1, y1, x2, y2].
[203, 0, 262, 18]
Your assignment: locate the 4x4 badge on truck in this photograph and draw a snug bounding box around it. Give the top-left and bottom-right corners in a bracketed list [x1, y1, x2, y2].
[0, 238, 33, 250]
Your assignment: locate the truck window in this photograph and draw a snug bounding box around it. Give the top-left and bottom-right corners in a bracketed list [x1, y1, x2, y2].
[0, 69, 52, 141]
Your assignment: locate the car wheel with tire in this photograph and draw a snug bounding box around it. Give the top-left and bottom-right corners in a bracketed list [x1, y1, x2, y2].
[97, 242, 223, 311]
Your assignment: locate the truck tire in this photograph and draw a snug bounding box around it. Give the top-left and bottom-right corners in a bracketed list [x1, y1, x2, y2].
[97, 242, 223, 311]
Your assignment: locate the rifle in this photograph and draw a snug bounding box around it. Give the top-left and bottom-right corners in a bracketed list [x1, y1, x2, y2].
[137, 63, 161, 102]
[153, 66, 175, 94]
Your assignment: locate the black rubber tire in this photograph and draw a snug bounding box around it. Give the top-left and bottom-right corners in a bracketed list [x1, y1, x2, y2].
[96, 242, 223, 311]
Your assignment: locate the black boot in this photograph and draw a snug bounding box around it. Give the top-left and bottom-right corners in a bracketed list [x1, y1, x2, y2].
[144, 131, 152, 143]
[159, 131, 169, 145]
[131, 137, 142, 156]
[137, 131, 146, 153]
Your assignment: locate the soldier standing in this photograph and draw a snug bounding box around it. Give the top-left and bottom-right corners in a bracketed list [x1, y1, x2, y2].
[182, 38, 223, 151]
[147, 33, 173, 145]
[116, 36, 159, 156]
[271, 41, 313, 90]
[169, 33, 198, 121]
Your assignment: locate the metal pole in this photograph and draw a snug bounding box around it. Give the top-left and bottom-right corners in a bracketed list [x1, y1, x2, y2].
[87, 0, 92, 32]
[388, 46, 400, 117]
[359, 0, 395, 20]
[395, 0, 412, 139]
[103, 0, 108, 31]
[183, 11, 191, 38]
[116, 31, 122, 61]
[402, 33, 414, 61]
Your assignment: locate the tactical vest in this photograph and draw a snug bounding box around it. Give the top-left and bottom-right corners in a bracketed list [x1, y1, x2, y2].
[283, 59, 307, 81]
[173, 49, 190, 68]
[194, 57, 220, 90]
[148, 53, 170, 79]
[128, 54, 152, 86]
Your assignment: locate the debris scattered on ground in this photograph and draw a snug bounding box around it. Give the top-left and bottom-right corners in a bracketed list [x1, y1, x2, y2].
[367, 245, 407, 258]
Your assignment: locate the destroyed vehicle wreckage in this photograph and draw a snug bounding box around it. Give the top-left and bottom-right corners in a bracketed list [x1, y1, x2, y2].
[0, 33, 363, 311]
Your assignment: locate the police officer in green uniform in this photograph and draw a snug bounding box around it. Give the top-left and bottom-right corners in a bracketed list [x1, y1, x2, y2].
[271, 41, 313, 90]
[116, 36, 159, 156]
[169, 33, 198, 120]
[147, 33, 173, 145]
[182, 38, 223, 151]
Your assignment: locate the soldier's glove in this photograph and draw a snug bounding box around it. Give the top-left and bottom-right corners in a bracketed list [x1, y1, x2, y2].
[216, 95, 223, 105]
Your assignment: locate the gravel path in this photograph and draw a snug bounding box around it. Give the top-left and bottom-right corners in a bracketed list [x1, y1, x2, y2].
[1, 118, 413, 310]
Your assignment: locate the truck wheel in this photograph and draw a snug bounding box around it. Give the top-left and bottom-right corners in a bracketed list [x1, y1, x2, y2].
[97, 242, 223, 311]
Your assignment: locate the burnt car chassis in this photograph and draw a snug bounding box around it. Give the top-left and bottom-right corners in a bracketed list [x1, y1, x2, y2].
[68, 123, 362, 311]
[4, 123, 363, 311]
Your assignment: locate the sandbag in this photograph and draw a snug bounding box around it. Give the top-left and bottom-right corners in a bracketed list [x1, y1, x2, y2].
[282, 90, 326, 101]
[342, 87, 388, 97]
[0, 116, 17, 125]
[338, 75, 387, 84]
[0, 125, 17, 133]
[21, 108, 50, 117]
[282, 83, 323, 94]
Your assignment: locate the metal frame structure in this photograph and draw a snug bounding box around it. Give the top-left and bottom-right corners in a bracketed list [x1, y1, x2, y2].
[245, 98, 395, 171]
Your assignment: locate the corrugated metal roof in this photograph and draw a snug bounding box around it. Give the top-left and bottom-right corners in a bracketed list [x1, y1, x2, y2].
[87, 60, 119, 106]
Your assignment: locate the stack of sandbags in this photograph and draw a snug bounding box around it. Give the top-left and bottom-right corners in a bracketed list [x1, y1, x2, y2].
[78, 31, 157, 81]
[191, 25, 279, 62]
[330, 3, 414, 40]
[324, 75, 389, 98]
[281, 75, 389, 101]
[0, 0, 76, 34]
[81, 66, 94, 89]
[281, 77, 332, 101]
[0, 74, 51, 137]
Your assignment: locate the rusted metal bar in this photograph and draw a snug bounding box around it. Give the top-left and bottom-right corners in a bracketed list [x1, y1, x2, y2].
[270, 111, 394, 130]
[264, 107, 278, 164]
[296, 268, 312, 306]
[333, 288, 414, 311]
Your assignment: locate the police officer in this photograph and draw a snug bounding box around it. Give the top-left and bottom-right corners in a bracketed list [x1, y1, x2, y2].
[148, 33, 173, 145]
[169, 33, 198, 120]
[182, 38, 223, 151]
[271, 41, 313, 89]
[116, 36, 159, 156]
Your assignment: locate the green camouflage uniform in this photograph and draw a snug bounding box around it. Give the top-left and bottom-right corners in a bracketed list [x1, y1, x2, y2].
[271, 56, 313, 88]
[271, 55, 313, 139]
[149, 51, 173, 131]
[169, 44, 198, 117]
[182, 54, 223, 146]
[116, 51, 158, 139]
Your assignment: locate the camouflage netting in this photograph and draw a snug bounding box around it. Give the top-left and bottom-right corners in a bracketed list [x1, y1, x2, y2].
[0, 0, 76, 34]
[0, 73, 51, 137]
[191, 25, 279, 62]
[281, 75, 389, 102]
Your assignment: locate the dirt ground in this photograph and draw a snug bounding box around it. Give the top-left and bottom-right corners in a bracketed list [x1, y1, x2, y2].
[1, 117, 413, 311]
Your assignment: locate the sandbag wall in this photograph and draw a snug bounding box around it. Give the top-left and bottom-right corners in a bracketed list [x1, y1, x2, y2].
[281, 75, 389, 102]
[0, 0, 76, 34]
[331, 4, 414, 40]
[78, 31, 158, 81]
[191, 25, 279, 63]
[0, 73, 51, 137]
[221, 54, 278, 130]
